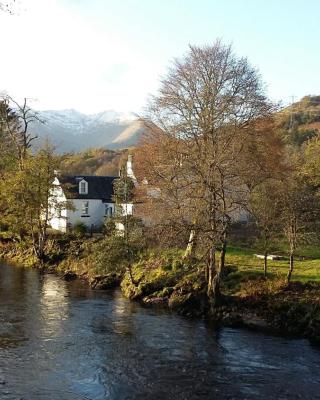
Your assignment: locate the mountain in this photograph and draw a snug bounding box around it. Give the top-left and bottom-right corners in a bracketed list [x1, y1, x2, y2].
[31, 109, 143, 153]
[30, 97, 320, 153]
[110, 119, 147, 148]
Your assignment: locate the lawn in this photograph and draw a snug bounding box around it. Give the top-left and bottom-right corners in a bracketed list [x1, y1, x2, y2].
[223, 246, 320, 294]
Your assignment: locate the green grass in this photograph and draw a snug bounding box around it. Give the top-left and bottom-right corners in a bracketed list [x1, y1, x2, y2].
[223, 246, 320, 294]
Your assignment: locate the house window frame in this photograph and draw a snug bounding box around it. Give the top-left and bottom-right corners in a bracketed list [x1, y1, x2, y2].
[79, 179, 88, 195]
[81, 201, 89, 216]
[105, 204, 113, 217]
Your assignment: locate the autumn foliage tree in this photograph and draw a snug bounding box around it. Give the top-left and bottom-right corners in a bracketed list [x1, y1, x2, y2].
[0, 97, 64, 261]
[135, 40, 276, 304]
[0, 143, 62, 260]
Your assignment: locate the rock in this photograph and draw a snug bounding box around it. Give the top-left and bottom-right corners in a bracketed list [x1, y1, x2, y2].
[169, 290, 207, 317]
[221, 310, 243, 327]
[143, 296, 168, 305]
[63, 271, 77, 281]
[90, 273, 121, 290]
[241, 313, 268, 329]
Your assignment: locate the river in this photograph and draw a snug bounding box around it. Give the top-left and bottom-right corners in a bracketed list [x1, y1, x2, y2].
[0, 262, 319, 399]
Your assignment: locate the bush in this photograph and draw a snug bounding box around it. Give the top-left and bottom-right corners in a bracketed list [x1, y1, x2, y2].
[73, 222, 87, 237]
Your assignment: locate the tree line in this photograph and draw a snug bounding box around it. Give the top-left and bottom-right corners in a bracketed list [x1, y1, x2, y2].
[0, 95, 62, 260]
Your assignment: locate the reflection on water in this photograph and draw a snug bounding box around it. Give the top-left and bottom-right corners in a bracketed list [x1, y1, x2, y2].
[39, 278, 69, 339]
[0, 262, 320, 400]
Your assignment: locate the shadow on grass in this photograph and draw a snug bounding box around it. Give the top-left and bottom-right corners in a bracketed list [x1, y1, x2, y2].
[223, 269, 273, 293]
[292, 274, 320, 282]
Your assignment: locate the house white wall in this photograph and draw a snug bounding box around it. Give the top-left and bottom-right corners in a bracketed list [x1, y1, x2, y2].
[49, 177, 68, 232]
[66, 199, 115, 230]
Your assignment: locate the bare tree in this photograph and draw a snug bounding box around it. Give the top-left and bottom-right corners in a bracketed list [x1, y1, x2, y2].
[278, 171, 319, 284]
[142, 40, 274, 304]
[0, 95, 43, 169]
[249, 179, 281, 277]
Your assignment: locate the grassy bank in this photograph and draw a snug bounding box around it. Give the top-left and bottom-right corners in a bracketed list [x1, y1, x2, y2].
[119, 245, 320, 343]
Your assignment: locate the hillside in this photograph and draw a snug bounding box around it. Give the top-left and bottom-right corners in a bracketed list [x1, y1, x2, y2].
[277, 96, 320, 145]
[110, 118, 147, 148]
[60, 148, 129, 176]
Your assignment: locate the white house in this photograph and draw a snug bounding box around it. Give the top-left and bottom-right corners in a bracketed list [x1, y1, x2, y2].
[49, 155, 135, 232]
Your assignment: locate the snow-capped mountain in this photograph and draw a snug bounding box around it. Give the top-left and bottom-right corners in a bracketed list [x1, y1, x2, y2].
[31, 109, 142, 153]
[92, 110, 138, 125]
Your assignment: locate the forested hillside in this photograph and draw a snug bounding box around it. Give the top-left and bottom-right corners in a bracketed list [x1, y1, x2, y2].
[60, 148, 129, 176]
[277, 95, 320, 145]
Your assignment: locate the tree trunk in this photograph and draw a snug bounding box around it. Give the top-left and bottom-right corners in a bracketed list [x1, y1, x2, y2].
[36, 226, 47, 262]
[205, 260, 209, 283]
[183, 229, 196, 259]
[33, 233, 45, 263]
[127, 264, 137, 286]
[264, 250, 268, 278]
[219, 240, 227, 273]
[207, 246, 216, 298]
[286, 251, 294, 284]
[210, 239, 227, 305]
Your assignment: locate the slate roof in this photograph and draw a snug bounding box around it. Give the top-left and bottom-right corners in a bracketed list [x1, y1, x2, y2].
[59, 175, 118, 202]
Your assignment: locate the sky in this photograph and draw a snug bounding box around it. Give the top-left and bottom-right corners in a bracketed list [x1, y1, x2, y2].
[0, 0, 319, 114]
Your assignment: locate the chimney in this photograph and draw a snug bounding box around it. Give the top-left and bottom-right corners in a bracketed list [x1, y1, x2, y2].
[126, 154, 137, 184]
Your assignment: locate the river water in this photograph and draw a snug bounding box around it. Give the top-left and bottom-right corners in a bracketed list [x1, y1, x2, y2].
[0, 263, 320, 400]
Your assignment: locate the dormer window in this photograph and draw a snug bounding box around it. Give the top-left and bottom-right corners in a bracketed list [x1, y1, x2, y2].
[79, 179, 88, 195]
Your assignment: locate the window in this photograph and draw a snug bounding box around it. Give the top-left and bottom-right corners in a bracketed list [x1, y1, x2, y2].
[79, 179, 88, 194]
[105, 204, 113, 217]
[81, 201, 89, 215]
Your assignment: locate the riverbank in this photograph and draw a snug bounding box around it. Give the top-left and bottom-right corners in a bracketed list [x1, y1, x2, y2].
[1, 261, 319, 400]
[1, 237, 320, 344]
[119, 255, 320, 344]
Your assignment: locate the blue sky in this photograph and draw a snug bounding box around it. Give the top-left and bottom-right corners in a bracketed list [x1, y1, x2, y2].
[0, 0, 319, 113]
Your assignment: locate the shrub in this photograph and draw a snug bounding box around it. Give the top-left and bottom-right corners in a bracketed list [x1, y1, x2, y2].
[73, 222, 87, 237]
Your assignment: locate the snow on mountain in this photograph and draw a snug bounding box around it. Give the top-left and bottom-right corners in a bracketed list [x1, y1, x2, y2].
[38, 109, 91, 134]
[38, 109, 137, 133]
[32, 109, 143, 153]
[92, 110, 138, 125]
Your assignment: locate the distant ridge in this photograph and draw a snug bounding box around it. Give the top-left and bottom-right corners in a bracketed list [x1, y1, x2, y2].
[110, 119, 147, 148]
[32, 96, 320, 153]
